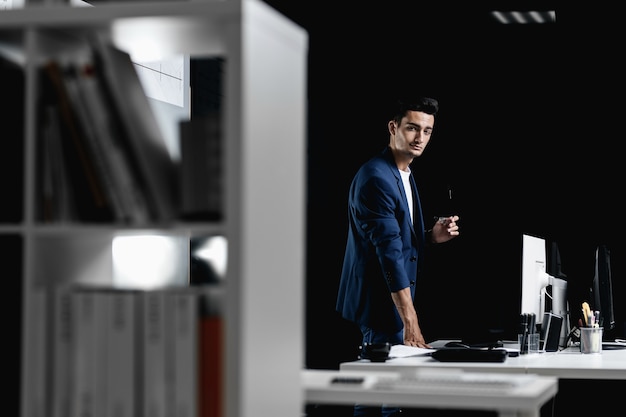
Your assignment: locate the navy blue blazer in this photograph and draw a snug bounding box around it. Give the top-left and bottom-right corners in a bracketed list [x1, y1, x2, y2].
[336, 147, 426, 334]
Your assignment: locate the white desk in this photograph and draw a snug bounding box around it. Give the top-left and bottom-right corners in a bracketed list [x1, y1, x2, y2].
[302, 369, 558, 417]
[340, 340, 626, 380]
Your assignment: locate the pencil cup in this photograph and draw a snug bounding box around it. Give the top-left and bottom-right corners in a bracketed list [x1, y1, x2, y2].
[518, 333, 539, 354]
[580, 327, 603, 354]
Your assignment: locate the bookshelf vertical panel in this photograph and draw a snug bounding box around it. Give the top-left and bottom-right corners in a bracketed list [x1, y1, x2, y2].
[0, 2, 308, 417]
[225, 2, 307, 417]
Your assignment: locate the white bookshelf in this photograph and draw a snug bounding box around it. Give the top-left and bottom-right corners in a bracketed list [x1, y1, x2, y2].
[0, 1, 308, 416]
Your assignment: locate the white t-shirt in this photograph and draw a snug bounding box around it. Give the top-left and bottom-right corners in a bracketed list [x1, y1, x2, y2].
[399, 168, 413, 224]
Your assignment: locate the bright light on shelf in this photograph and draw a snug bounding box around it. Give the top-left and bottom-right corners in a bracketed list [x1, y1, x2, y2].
[112, 235, 188, 289]
[192, 235, 228, 279]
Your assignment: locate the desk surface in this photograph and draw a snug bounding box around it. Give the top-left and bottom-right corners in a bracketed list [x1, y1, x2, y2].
[340, 340, 626, 380]
[303, 369, 558, 417]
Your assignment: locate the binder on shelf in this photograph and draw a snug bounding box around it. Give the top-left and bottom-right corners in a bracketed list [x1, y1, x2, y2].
[105, 290, 142, 417]
[51, 284, 76, 417]
[60, 61, 129, 223]
[91, 35, 179, 223]
[40, 61, 116, 222]
[179, 113, 223, 221]
[68, 51, 153, 224]
[172, 288, 201, 417]
[47, 284, 226, 417]
[198, 285, 224, 417]
[142, 289, 175, 417]
[25, 288, 49, 417]
[40, 105, 77, 222]
[71, 288, 109, 417]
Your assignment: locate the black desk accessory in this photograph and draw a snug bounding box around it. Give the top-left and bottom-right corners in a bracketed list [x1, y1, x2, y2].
[541, 312, 563, 352]
[360, 342, 391, 362]
[431, 347, 508, 363]
[448, 340, 504, 349]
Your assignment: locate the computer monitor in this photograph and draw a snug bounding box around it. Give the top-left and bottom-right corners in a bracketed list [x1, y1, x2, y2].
[520, 234, 569, 346]
[521, 234, 549, 322]
[592, 244, 615, 333]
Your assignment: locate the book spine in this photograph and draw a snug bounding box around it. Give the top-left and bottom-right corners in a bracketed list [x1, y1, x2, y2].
[41, 61, 115, 222]
[71, 289, 108, 417]
[39, 105, 76, 222]
[46, 286, 225, 417]
[51, 284, 75, 417]
[72, 58, 153, 224]
[198, 286, 224, 417]
[179, 113, 222, 221]
[142, 290, 174, 417]
[172, 290, 199, 417]
[24, 288, 49, 417]
[106, 290, 141, 417]
[61, 62, 128, 223]
[91, 36, 178, 223]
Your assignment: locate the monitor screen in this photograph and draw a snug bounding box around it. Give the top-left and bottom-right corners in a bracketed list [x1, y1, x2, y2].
[521, 234, 550, 321]
[521, 234, 570, 346]
[592, 244, 615, 332]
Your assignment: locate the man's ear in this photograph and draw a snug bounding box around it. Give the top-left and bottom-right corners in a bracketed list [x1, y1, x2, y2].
[388, 120, 396, 135]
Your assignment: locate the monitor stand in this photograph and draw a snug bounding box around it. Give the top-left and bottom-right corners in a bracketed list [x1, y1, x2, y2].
[550, 277, 569, 347]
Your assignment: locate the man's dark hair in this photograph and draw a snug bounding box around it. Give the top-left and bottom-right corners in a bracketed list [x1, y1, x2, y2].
[392, 97, 439, 124]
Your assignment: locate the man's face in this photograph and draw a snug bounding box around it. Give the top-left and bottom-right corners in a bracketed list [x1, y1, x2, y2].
[389, 110, 435, 159]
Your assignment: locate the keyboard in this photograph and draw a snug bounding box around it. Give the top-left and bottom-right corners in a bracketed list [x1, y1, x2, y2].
[372, 369, 535, 394]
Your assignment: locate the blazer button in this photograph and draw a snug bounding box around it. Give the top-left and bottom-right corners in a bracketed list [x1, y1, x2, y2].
[410, 256, 417, 262]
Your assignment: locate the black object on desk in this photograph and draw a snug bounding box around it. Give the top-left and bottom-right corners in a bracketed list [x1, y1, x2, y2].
[359, 342, 391, 362]
[446, 340, 504, 349]
[602, 342, 626, 350]
[431, 347, 508, 363]
[457, 326, 505, 350]
[541, 312, 563, 352]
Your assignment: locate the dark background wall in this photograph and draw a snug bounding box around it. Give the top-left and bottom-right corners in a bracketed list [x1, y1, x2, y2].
[262, 1, 626, 370]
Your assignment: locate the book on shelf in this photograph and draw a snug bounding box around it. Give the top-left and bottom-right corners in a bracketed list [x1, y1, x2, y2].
[39, 105, 77, 222]
[51, 284, 76, 417]
[105, 289, 142, 417]
[141, 286, 225, 417]
[71, 288, 109, 417]
[38, 32, 182, 224]
[179, 113, 222, 221]
[141, 289, 175, 417]
[171, 288, 200, 417]
[60, 60, 129, 223]
[90, 34, 179, 223]
[24, 288, 49, 417]
[46, 284, 224, 417]
[40, 60, 116, 223]
[198, 285, 224, 417]
[57, 287, 144, 417]
[69, 50, 153, 224]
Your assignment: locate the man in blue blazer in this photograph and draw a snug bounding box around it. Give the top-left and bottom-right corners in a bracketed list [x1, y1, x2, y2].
[336, 97, 460, 416]
[337, 96, 460, 355]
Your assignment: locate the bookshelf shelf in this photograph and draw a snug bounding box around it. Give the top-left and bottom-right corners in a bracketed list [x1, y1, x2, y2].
[0, 1, 307, 416]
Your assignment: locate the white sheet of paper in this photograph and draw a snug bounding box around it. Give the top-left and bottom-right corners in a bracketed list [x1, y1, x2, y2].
[389, 344, 435, 358]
